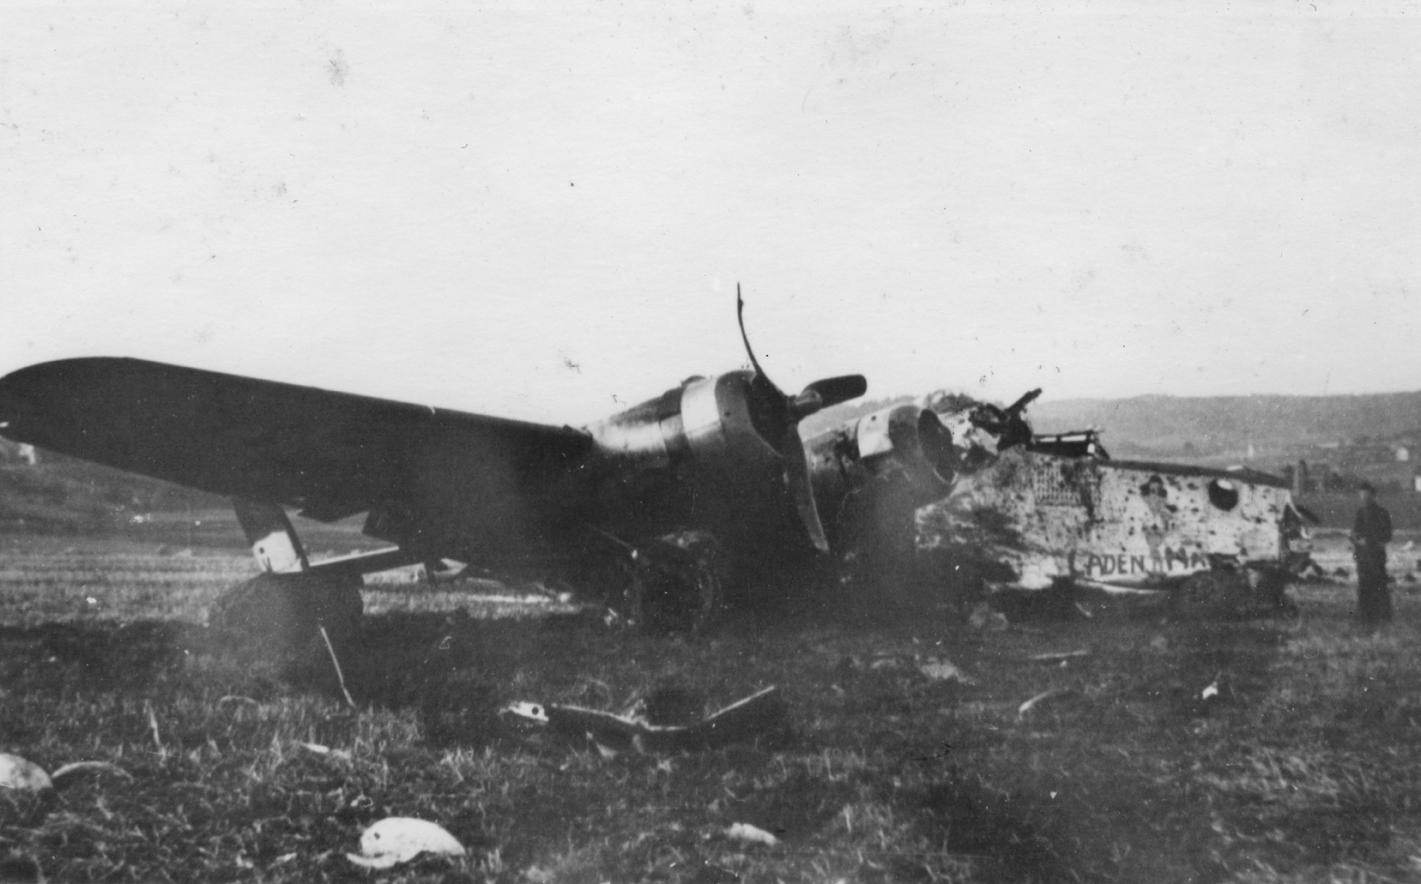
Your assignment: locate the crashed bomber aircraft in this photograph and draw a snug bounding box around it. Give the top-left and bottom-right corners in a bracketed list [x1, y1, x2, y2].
[0, 296, 884, 638]
[0, 296, 1307, 639]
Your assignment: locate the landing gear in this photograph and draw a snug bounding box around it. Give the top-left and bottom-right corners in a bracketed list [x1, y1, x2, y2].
[624, 531, 723, 635]
[219, 497, 365, 660]
[208, 570, 363, 660]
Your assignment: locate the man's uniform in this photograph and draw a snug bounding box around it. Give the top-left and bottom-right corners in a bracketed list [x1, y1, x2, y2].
[1353, 496, 1393, 624]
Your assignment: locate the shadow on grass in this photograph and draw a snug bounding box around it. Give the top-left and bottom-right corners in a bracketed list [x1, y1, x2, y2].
[906, 770, 1074, 884]
[1161, 621, 1287, 721]
[0, 620, 203, 691]
[0, 610, 591, 750]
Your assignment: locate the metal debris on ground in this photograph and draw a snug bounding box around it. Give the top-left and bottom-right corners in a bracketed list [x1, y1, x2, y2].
[345, 817, 466, 869]
[0, 753, 129, 826]
[1030, 650, 1089, 663]
[502, 685, 785, 755]
[1017, 689, 1071, 720]
[918, 658, 973, 684]
[726, 821, 780, 846]
[0, 754, 130, 793]
[297, 742, 352, 761]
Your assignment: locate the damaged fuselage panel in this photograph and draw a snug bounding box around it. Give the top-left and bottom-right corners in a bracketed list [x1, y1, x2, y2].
[913, 392, 1307, 615]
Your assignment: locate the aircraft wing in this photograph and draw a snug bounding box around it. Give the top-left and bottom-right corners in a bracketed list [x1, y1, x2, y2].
[0, 357, 594, 525]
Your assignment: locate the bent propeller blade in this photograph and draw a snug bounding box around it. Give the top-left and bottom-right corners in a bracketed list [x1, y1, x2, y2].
[782, 423, 830, 553]
[734, 285, 854, 553]
[735, 284, 775, 389]
[801, 375, 867, 412]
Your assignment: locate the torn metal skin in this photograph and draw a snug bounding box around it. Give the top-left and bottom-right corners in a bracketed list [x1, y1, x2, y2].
[501, 686, 786, 755]
[909, 391, 1310, 618]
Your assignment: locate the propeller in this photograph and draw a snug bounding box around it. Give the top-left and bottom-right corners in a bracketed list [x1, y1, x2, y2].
[736, 286, 866, 553]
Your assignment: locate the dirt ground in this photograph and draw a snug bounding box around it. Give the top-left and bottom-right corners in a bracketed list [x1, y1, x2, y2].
[1299, 528, 1420, 584]
[2, 533, 1420, 882]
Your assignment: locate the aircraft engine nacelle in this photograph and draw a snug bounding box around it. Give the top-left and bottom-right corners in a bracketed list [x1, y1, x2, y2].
[585, 367, 868, 551]
[807, 404, 957, 513]
[804, 403, 957, 552]
[852, 404, 957, 487]
[589, 370, 784, 477]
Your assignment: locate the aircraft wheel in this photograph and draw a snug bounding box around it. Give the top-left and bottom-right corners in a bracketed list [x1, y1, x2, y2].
[627, 532, 722, 635]
[685, 556, 723, 635]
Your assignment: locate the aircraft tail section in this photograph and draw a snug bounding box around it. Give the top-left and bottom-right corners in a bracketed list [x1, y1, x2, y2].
[232, 498, 309, 573]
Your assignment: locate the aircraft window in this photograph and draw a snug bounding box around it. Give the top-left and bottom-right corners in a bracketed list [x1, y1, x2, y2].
[1207, 479, 1239, 511]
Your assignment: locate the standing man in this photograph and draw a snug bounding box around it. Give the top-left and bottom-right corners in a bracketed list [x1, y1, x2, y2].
[1352, 481, 1394, 626]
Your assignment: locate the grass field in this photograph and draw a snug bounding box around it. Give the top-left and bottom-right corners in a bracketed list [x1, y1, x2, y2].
[2, 533, 1421, 883]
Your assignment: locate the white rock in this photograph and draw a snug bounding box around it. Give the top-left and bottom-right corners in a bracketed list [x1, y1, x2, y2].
[346, 817, 466, 869]
[0, 755, 53, 794]
[726, 822, 780, 846]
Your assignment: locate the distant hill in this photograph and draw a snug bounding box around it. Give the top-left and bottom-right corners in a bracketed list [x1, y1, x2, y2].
[803, 387, 1421, 494]
[1028, 391, 1421, 459]
[0, 451, 226, 533]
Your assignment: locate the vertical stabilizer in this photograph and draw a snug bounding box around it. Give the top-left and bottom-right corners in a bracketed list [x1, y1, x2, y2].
[231, 498, 309, 573]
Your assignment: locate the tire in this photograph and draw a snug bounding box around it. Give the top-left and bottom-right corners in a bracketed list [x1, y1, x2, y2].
[627, 533, 722, 635]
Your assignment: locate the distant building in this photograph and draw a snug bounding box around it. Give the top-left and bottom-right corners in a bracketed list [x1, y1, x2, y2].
[0, 440, 37, 466]
[1293, 460, 1310, 495]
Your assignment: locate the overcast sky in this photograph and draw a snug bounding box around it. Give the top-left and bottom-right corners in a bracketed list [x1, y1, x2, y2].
[3, 1, 1418, 426]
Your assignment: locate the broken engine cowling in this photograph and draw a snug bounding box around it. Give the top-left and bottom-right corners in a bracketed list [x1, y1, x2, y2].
[806, 404, 958, 530]
[851, 404, 957, 487]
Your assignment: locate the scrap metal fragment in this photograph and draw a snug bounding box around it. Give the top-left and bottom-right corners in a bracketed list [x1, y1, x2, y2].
[918, 658, 974, 684]
[0, 755, 129, 793]
[502, 685, 785, 754]
[297, 742, 352, 761]
[1029, 650, 1089, 663]
[1017, 688, 1071, 719]
[0, 753, 129, 827]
